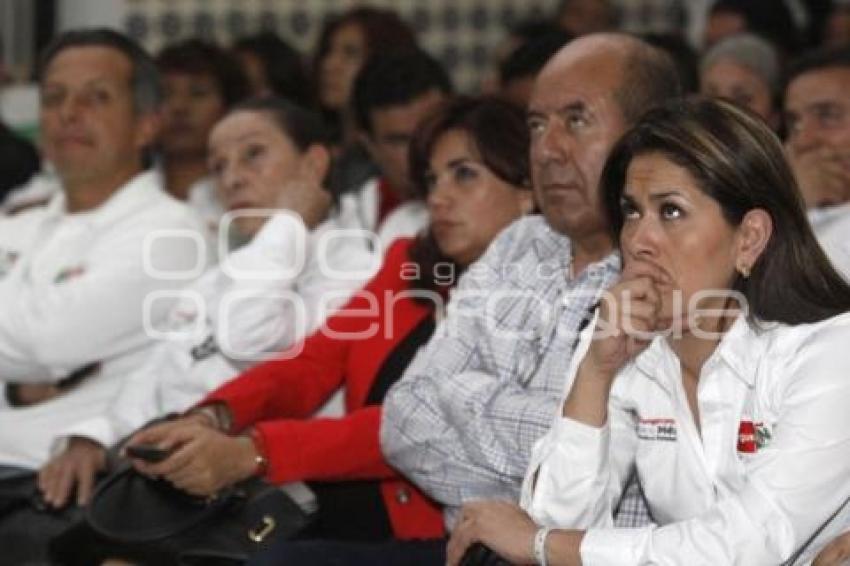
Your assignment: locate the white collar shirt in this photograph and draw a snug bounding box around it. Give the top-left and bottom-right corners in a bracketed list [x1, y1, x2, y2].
[336, 176, 428, 252]
[522, 312, 850, 565]
[0, 170, 207, 467]
[58, 210, 378, 450]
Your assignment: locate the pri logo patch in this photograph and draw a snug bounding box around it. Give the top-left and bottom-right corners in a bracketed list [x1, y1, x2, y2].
[637, 417, 677, 442]
[737, 421, 772, 454]
[54, 265, 86, 284]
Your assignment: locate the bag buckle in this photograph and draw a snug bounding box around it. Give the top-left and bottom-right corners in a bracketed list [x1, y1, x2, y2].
[248, 515, 276, 543]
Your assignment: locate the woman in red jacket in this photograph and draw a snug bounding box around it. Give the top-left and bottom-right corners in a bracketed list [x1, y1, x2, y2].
[128, 96, 534, 558]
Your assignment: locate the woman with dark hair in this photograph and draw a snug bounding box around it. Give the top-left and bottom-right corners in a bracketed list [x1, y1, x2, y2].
[447, 97, 850, 565]
[312, 6, 417, 146]
[156, 38, 249, 237]
[125, 96, 534, 563]
[232, 32, 315, 109]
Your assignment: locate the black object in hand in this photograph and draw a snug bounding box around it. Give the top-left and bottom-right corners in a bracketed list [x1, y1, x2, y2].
[125, 444, 171, 463]
[459, 542, 511, 566]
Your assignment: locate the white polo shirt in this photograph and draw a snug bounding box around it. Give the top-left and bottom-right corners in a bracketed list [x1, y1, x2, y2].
[0, 170, 206, 468]
[522, 312, 850, 565]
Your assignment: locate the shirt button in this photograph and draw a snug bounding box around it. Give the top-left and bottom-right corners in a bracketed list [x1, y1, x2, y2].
[395, 487, 411, 504]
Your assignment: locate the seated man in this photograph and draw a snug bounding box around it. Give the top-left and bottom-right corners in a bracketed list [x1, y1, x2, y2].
[38, 97, 377, 510]
[380, 34, 682, 561]
[338, 48, 451, 249]
[784, 45, 850, 279]
[0, 28, 206, 562]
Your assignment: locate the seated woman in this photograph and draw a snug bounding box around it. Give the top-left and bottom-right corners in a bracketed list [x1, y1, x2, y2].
[447, 97, 850, 565]
[127, 96, 534, 555]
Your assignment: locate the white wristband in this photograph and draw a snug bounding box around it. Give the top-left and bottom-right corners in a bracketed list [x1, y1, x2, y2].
[534, 526, 553, 566]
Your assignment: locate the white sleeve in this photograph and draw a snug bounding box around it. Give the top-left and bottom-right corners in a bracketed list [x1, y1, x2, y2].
[523, 316, 638, 530]
[0, 218, 201, 382]
[56, 342, 177, 449]
[579, 321, 850, 566]
[214, 213, 376, 363]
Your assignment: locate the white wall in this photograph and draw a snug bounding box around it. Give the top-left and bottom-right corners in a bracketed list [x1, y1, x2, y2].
[57, 0, 127, 32]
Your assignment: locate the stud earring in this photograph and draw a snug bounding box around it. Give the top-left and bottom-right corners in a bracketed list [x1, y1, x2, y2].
[738, 263, 751, 279]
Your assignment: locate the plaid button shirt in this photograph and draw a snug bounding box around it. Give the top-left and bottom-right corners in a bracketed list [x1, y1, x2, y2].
[381, 216, 651, 528]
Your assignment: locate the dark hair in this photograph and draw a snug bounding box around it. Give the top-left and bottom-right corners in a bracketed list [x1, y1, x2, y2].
[785, 45, 850, 91]
[506, 19, 565, 44]
[556, 0, 620, 31]
[313, 6, 417, 75]
[407, 96, 532, 294]
[229, 97, 330, 151]
[352, 48, 453, 136]
[156, 38, 249, 109]
[313, 6, 418, 141]
[232, 32, 315, 109]
[600, 96, 850, 325]
[709, 0, 802, 55]
[499, 30, 573, 85]
[613, 37, 683, 124]
[38, 28, 161, 114]
[642, 33, 699, 94]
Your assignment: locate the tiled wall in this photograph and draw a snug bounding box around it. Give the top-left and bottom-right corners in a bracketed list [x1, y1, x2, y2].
[124, 0, 561, 92]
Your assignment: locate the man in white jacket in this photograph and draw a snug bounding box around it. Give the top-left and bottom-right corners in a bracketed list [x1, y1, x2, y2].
[0, 29, 205, 471]
[0, 28, 206, 563]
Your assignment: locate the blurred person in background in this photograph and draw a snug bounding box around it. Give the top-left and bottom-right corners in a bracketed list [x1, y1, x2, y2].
[700, 32, 782, 130]
[313, 6, 417, 149]
[232, 32, 315, 108]
[784, 45, 850, 279]
[0, 121, 40, 205]
[339, 48, 452, 250]
[703, 0, 802, 55]
[156, 38, 249, 241]
[498, 30, 573, 109]
[556, 0, 618, 36]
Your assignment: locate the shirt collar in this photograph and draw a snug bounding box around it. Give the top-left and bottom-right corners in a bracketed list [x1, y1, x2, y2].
[46, 170, 163, 227]
[529, 221, 621, 282]
[633, 315, 768, 391]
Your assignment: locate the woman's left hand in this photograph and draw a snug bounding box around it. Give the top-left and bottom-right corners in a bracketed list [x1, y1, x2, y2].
[130, 421, 258, 497]
[446, 500, 538, 566]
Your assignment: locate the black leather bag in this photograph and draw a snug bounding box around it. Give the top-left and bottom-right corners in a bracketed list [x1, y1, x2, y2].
[459, 542, 513, 566]
[61, 465, 315, 566]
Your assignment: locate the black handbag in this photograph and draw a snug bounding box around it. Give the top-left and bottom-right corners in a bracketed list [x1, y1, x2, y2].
[459, 542, 513, 566]
[52, 464, 315, 566]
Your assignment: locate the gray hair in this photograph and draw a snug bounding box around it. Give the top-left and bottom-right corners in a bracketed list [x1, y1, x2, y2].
[700, 33, 781, 95]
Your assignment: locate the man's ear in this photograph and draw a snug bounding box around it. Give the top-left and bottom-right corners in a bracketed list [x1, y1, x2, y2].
[133, 110, 162, 150]
[735, 208, 772, 275]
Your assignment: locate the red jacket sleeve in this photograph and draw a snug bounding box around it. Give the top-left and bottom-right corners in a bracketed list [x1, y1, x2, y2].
[199, 239, 416, 483]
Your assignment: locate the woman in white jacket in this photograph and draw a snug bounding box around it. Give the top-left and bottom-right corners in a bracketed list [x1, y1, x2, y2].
[447, 97, 850, 566]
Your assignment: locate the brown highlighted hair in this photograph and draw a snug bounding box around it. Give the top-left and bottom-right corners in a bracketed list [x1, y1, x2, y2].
[600, 96, 850, 325]
[408, 95, 532, 294]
